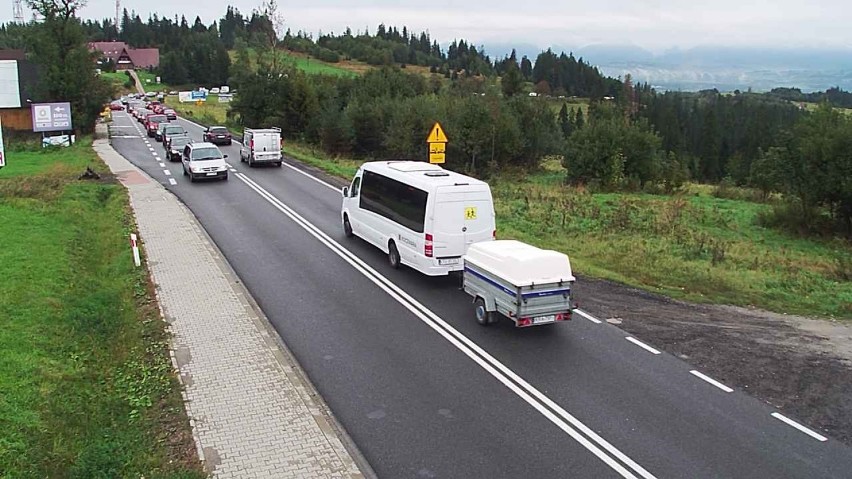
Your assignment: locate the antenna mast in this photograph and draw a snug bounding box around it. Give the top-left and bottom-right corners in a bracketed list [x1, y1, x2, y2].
[13, 0, 25, 23]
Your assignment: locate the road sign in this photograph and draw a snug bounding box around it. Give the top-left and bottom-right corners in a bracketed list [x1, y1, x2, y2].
[428, 141, 446, 164]
[427, 122, 448, 143]
[0, 116, 5, 169]
[427, 121, 448, 164]
[31, 102, 73, 132]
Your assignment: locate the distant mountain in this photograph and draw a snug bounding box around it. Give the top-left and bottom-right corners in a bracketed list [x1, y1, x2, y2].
[483, 42, 852, 92]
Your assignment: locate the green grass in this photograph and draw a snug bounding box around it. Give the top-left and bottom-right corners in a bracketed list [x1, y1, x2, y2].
[276, 50, 358, 77]
[0, 144, 203, 477]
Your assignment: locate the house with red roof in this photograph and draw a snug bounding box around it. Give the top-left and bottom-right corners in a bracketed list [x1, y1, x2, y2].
[88, 41, 159, 70]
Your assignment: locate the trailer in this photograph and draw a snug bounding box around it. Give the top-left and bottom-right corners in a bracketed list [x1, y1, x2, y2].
[463, 240, 575, 327]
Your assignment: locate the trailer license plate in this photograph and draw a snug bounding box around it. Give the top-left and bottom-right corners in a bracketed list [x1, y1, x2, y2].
[533, 314, 556, 324]
[438, 258, 460, 266]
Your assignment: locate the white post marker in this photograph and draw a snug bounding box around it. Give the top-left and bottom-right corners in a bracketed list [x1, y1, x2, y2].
[0, 116, 6, 169]
[130, 233, 141, 267]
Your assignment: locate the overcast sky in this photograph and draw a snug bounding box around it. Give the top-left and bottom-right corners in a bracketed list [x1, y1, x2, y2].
[6, 0, 852, 52]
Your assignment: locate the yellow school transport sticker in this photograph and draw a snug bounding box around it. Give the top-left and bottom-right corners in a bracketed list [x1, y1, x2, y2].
[465, 207, 477, 220]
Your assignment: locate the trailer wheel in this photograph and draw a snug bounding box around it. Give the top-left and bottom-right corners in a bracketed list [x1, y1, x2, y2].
[474, 298, 491, 326]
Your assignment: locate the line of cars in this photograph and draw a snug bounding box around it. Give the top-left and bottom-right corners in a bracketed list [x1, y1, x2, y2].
[124, 100, 283, 182]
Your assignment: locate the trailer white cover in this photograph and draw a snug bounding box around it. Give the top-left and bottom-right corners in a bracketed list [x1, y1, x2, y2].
[464, 240, 574, 287]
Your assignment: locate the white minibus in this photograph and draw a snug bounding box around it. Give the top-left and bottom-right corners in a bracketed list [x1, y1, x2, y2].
[341, 161, 495, 275]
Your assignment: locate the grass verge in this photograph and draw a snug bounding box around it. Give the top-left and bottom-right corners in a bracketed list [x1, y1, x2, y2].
[0, 142, 203, 477]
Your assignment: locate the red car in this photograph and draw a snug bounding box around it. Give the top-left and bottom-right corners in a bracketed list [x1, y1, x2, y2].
[109, 101, 124, 110]
[145, 113, 168, 137]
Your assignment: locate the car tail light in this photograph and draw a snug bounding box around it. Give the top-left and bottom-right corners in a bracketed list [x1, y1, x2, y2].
[424, 233, 433, 258]
[250, 139, 254, 150]
[492, 229, 497, 240]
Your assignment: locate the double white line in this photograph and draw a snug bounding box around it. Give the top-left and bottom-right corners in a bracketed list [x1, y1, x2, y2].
[236, 172, 656, 479]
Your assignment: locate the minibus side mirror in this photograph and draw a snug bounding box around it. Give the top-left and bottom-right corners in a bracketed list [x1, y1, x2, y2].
[342, 186, 349, 197]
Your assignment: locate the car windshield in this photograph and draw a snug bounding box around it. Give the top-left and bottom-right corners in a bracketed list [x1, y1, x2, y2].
[209, 127, 228, 134]
[170, 138, 190, 149]
[190, 148, 221, 161]
[165, 126, 185, 134]
[149, 115, 167, 122]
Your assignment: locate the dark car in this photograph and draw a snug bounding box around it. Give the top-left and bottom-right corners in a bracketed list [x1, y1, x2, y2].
[163, 108, 177, 120]
[203, 126, 232, 145]
[162, 124, 187, 145]
[166, 135, 192, 162]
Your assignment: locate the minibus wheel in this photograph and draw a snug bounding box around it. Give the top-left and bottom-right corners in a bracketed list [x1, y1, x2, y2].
[388, 241, 401, 269]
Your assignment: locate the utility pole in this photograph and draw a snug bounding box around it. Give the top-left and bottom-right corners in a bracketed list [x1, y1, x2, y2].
[13, 0, 25, 23]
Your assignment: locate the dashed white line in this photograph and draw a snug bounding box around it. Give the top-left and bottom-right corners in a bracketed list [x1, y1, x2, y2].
[575, 309, 602, 324]
[148, 147, 154, 151]
[771, 413, 828, 442]
[168, 178, 177, 185]
[159, 162, 166, 167]
[625, 337, 661, 355]
[164, 170, 171, 176]
[230, 168, 237, 172]
[690, 370, 733, 393]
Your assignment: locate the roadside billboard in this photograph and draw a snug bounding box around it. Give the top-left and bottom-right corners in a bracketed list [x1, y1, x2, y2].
[178, 91, 193, 103]
[31, 102, 73, 132]
[218, 94, 233, 103]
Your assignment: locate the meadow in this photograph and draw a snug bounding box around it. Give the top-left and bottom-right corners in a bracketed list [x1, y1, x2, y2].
[0, 141, 203, 477]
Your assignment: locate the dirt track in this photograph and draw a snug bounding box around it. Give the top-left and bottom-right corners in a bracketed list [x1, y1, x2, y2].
[575, 276, 852, 446]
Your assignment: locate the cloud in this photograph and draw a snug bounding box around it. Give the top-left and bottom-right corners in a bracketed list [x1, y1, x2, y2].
[8, 0, 851, 51]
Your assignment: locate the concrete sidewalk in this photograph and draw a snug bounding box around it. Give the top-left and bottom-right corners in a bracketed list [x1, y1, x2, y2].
[94, 124, 366, 478]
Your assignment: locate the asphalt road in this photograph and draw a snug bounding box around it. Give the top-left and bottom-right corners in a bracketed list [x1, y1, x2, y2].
[109, 110, 852, 479]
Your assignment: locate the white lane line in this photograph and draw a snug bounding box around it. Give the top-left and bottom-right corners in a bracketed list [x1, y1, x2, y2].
[575, 309, 602, 324]
[235, 173, 655, 479]
[230, 168, 237, 172]
[159, 162, 166, 167]
[771, 413, 828, 442]
[281, 162, 340, 191]
[689, 370, 733, 393]
[164, 170, 171, 176]
[626, 337, 661, 355]
[168, 178, 177, 185]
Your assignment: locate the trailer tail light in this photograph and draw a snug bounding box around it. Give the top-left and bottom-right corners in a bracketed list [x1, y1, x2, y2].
[518, 318, 532, 327]
[425, 233, 433, 258]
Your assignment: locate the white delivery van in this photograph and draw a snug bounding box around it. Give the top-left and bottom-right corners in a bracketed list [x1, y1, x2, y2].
[341, 161, 495, 275]
[240, 127, 282, 167]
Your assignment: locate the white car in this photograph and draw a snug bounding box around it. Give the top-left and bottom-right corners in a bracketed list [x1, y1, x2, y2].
[181, 142, 229, 182]
[210, 87, 220, 94]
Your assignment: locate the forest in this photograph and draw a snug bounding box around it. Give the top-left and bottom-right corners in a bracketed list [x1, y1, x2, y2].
[1, 4, 850, 236]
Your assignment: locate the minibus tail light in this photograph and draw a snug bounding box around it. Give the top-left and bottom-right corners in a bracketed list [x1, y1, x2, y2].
[425, 233, 433, 258]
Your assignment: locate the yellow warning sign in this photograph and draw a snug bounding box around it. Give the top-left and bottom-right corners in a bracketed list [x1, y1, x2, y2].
[464, 207, 477, 220]
[429, 142, 446, 154]
[427, 122, 448, 143]
[429, 153, 445, 164]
